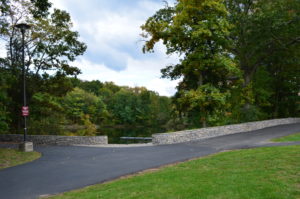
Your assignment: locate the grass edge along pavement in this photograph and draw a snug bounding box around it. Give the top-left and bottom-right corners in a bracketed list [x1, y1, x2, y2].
[0, 148, 41, 170]
[271, 132, 300, 142]
[47, 145, 300, 199]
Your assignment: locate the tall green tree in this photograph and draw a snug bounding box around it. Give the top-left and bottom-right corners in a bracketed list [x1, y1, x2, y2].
[26, 74, 74, 135]
[226, 0, 300, 86]
[142, 0, 300, 125]
[110, 88, 141, 125]
[141, 0, 241, 126]
[226, 0, 300, 119]
[1, 3, 86, 76]
[62, 87, 108, 125]
[0, 0, 87, 133]
[0, 68, 11, 133]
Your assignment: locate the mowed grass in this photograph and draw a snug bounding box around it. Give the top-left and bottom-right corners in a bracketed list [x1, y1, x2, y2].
[0, 148, 41, 169]
[48, 145, 300, 199]
[272, 132, 300, 142]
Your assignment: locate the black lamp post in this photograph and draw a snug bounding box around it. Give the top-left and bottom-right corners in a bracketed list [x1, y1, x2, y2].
[16, 23, 31, 142]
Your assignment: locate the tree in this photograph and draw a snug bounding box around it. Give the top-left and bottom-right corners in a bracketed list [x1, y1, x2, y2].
[62, 87, 108, 125]
[0, 68, 11, 133]
[141, 0, 241, 126]
[266, 48, 300, 118]
[29, 92, 65, 135]
[226, 0, 300, 85]
[0, 0, 87, 132]
[1, 3, 86, 76]
[148, 92, 172, 126]
[110, 88, 141, 125]
[225, 0, 300, 119]
[142, 0, 300, 125]
[25, 74, 76, 134]
[77, 80, 104, 96]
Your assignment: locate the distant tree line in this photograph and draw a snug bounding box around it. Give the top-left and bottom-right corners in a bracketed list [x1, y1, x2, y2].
[28, 79, 173, 136]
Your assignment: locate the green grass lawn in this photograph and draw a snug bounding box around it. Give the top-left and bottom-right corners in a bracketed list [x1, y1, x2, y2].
[0, 148, 41, 169]
[271, 132, 300, 142]
[48, 145, 300, 199]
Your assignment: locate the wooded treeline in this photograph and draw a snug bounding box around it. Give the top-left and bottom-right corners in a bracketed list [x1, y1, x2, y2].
[1, 75, 172, 135]
[141, 0, 300, 127]
[0, 0, 172, 136]
[0, 0, 299, 136]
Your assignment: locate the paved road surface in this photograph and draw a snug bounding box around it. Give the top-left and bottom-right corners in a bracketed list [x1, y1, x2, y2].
[1, 123, 300, 199]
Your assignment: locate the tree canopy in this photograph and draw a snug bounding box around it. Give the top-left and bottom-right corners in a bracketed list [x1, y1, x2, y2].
[0, 0, 87, 133]
[0, 0, 299, 138]
[141, 0, 300, 126]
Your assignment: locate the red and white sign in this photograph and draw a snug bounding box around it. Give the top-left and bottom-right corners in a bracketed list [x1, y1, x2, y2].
[22, 106, 29, 116]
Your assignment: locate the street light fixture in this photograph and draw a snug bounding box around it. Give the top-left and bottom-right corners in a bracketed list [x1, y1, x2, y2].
[16, 23, 33, 152]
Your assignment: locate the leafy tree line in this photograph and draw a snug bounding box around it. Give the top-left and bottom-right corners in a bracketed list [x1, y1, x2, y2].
[1, 0, 299, 137]
[29, 79, 173, 136]
[0, 0, 173, 136]
[141, 0, 300, 128]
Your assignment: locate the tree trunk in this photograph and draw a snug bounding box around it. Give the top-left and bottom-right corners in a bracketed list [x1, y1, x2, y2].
[242, 69, 252, 115]
[243, 71, 251, 88]
[202, 119, 207, 128]
[198, 72, 203, 86]
[198, 72, 207, 127]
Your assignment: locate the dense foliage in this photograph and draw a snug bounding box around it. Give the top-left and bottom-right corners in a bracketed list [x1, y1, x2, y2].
[141, 0, 300, 127]
[0, 0, 173, 136]
[61, 80, 173, 136]
[30, 80, 173, 135]
[0, 0, 86, 134]
[0, 0, 299, 137]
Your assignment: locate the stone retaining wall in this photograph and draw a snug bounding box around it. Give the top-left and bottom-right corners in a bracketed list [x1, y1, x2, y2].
[0, 134, 108, 145]
[152, 118, 300, 145]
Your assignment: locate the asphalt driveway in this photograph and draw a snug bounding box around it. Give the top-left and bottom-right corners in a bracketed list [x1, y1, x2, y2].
[0, 123, 300, 199]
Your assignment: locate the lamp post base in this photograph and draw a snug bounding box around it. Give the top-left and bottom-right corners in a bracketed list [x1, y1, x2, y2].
[19, 142, 33, 152]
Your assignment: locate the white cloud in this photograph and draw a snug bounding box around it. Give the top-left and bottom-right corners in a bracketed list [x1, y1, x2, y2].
[0, 42, 6, 57]
[50, 0, 180, 96]
[76, 53, 180, 96]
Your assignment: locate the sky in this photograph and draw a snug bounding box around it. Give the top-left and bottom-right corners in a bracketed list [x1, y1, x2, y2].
[50, 0, 180, 96]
